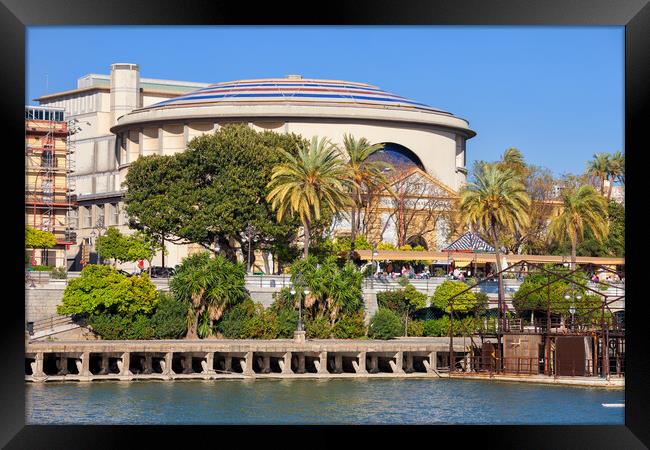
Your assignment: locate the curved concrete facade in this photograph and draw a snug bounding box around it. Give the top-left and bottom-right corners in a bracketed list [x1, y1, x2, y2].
[111, 76, 476, 191]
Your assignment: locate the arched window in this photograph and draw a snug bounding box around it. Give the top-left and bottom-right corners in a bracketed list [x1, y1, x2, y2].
[406, 235, 428, 250]
[367, 142, 424, 171]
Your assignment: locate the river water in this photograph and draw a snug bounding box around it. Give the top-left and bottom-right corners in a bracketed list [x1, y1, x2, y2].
[26, 378, 624, 425]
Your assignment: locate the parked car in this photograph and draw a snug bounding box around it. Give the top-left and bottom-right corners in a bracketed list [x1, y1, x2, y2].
[149, 266, 175, 278]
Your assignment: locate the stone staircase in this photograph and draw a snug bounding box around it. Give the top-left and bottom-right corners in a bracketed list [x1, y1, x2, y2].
[29, 314, 81, 340]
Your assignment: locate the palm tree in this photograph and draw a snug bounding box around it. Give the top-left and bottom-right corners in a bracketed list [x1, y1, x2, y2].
[606, 151, 624, 199]
[267, 136, 354, 258]
[459, 165, 531, 335]
[340, 134, 392, 260]
[586, 153, 610, 195]
[170, 252, 248, 339]
[497, 147, 527, 180]
[548, 185, 609, 270]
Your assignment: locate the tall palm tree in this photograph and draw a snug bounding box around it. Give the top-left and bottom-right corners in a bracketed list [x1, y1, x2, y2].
[606, 151, 625, 200]
[497, 147, 527, 180]
[267, 136, 354, 258]
[459, 165, 531, 335]
[340, 134, 392, 260]
[586, 153, 610, 195]
[548, 185, 609, 270]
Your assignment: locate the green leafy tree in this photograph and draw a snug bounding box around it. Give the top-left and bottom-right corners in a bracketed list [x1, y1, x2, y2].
[170, 252, 248, 339]
[25, 226, 56, 249]
[58, 265, 158, 316]
[431, 280, 478, 314]
[548, 185, 608, 269]
[124, 124, 306, 265]
[267, 136, 354, 258]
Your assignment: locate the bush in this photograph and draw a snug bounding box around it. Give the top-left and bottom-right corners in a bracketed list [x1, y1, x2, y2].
[332, 313, 367, 338]
[151, 292, 188, 339]
[128, 314, 155, 340]
[431, 280, 478, 314]
[50, 266, 68, 279]
[244, 307, 279, 339]
[433, 267, 446, 277]
[305, 316, 331, 339]
[407, 320, 425, 337]
[217, 299, 257, 339]
[368, 308, 402, 340]
[423, 317, 450, 337]
[58, 265, 158, 316]
[87, 313, 154, 340]
[30, 265, 52, 271]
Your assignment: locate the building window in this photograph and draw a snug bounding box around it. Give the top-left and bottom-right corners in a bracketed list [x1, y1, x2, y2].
[96, 205, 105, 227]
[112, 203, 120, 225]
[82, 206, 92, 228]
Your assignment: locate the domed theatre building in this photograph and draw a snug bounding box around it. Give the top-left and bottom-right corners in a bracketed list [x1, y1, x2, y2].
[110, 74, 477, 269]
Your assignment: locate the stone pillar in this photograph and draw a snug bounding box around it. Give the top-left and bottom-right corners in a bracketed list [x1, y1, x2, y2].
[263, 355, 271, 374]
[354, 352, 367, 374]
[334, 354, 343, 374]
[162, 352, 173, 375]
[119, 352, 131, 376]
[405, 352, 414, 373]
[224, 353, 232, 372]
[297, 354, 306, 374]
[57, 355, 69, 375]
[426, 351, 437, 373]
[317, 351, 328, 374]
[203, 353, 215, 374]
[80, 352, 90, 377]
[282, 352, 293, 374]
[367, 354, 378, 373]
[33, 352, 44, 378]
[144, 355, 153, 374]
[390, 351, 405, 374]
[99, 354, 109, 375]
[243, 351, 254, 375]
[183, 354, 193, 374]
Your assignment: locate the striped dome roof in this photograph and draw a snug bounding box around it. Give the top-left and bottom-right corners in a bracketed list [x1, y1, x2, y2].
[142, 76, 450, 115]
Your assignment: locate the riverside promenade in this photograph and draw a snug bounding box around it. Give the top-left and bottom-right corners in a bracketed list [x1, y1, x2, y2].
[25, 337, 623, 388]
[25, 337, 467, 382]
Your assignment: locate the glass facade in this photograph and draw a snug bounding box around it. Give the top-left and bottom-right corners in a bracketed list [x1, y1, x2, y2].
[25, 107, 65, 122]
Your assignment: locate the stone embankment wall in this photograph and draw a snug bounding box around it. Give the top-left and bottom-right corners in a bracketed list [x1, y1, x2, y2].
[25, 283, 379, 323]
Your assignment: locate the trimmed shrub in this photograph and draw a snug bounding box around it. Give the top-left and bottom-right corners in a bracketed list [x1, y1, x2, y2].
[127, 314, 155, 340]
[151, 292, 188, 339]
[305, 316, 331, 339]
[407, 320, 425, 337]
[332, 313, 367, 339]
[368, 308, 402, 340]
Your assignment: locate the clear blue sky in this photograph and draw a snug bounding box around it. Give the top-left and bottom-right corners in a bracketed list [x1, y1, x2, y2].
[26, 26, 623, 176]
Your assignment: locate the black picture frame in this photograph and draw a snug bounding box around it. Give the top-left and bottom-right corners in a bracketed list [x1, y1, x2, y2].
[2, 1, 648, 448]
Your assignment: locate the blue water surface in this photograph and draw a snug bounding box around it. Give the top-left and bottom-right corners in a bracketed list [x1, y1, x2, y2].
[26, 378, 624, 425]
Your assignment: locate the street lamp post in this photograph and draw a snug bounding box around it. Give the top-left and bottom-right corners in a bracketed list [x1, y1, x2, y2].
[565, 288, 582, 332]
[370, 243, 379, 289]
[291, 272, 310, 340]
